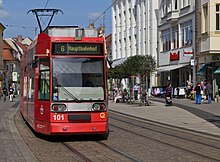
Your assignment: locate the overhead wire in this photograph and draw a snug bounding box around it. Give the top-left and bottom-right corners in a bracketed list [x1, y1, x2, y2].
[91, 0, 119, 24]
[39, 0, 51, 29]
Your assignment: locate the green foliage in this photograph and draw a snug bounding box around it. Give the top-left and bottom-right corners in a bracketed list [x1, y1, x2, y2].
[108, 55, 156, 80]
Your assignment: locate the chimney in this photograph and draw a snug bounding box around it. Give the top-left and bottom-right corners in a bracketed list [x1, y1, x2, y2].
[17, 35, 22, 43]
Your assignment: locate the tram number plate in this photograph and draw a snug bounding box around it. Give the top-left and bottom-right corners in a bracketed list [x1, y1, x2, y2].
[53, 114, 65, 121]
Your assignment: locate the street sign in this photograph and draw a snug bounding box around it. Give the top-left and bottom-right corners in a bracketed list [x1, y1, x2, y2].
[190, 59, 196, 66]
[12, 72, 18, 81]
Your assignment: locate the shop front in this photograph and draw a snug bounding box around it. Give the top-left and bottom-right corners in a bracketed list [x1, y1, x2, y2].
[157, 48, 193, 88]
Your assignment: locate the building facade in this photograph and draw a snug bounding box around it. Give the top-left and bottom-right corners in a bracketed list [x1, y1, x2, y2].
[111, 0, 158, 88]
[157, 0, 196, 88]
[197, 0, 220, 98]
[0, 23, 6, 90]
[2, 36, 30, 94]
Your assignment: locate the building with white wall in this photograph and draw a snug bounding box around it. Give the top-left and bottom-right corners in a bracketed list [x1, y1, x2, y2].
[197, 0, 220, 98]
[111, 0, 158, 88]
[157, 0, 195, 88]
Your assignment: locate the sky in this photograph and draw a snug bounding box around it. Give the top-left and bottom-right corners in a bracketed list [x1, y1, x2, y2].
[0, 0, 112, 39]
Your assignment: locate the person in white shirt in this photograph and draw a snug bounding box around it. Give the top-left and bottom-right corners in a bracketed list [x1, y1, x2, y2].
[133, 83, 139, 100]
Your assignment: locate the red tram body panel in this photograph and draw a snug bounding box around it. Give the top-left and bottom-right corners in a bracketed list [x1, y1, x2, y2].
[21, 26, 109, 139]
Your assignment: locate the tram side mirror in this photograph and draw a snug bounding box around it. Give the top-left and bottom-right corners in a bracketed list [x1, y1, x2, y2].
[32, 61, 38, 68]
[32, 56, 39, 68]
[53, 87, 58, 93]
[52, 77, 58, 93]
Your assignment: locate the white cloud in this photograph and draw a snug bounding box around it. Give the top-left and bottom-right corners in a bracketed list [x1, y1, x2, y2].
[0, 0, 9, 18]
[0, 10, 9, 18]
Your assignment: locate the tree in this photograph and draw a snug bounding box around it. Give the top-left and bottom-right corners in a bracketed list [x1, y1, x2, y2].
[123, 55, 156, 77]
[107, 55, 156, 101]
[123, 55, 156, 101]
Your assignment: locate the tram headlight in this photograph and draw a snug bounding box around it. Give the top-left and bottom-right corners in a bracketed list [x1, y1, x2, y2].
[92, 103, 106, 111]
[52, 104, 67, 112]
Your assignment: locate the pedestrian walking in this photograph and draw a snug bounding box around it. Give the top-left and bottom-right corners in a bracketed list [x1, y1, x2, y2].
[2, 87, 7, 102]
[204, 80, 212, 104]
[133, 83, 139, 100]
[165, 83, 172, 106]
[195, 82, 201, 104]
[9, 85, 14, 102]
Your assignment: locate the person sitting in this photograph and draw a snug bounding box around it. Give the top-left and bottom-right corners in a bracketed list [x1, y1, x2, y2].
[114, 89, 123, 103]
[122, 88, 128, 103]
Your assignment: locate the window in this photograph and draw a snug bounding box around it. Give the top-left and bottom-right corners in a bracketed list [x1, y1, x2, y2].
[134, 5, 137, 20]
[172, 26, 179, 49]
[161, 0, 167, 17]
[167, 0, 172, 13]
[161, 29, 171, 51]
[174, 0, 178, 10]
[38, 59, 50, 100]
[182, 0, 190, 8]
[29, 77, 35, 99]
[203, 4, 208, 32]
[216, 4, 220, 30]
[181, 20, 193, 47]
[52, 58, 104, 101]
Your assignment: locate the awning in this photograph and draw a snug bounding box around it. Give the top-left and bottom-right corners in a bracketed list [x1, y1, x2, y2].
[214, 67, 220, 74]
[196, 64, 211, 76]
[112, 57, 127, 68]
[157, 64, 189, 72]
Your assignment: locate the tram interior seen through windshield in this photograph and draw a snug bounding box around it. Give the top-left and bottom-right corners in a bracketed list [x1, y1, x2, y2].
[52, 58, 104, 101]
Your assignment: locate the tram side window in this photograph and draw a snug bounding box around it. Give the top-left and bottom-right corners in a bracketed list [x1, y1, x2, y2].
[28, 77, 35, 99]
[38, 59, 50, 100]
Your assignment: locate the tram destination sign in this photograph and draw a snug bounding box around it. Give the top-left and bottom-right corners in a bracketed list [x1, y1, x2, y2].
[52, 43, 102, 55]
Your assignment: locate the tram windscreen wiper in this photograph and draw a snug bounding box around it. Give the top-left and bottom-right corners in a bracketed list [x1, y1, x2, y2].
[59, 86, 81, 102]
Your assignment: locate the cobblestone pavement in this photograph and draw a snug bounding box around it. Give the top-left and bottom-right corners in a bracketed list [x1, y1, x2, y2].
[1, 95, 220, 161]
[0, 96, 38, 162]
[109, 97, 220, 137]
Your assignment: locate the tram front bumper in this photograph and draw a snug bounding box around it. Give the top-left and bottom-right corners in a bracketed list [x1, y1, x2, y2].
[49, 122, 108, 135]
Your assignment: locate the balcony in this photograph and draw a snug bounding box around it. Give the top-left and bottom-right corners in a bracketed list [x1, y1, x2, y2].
[166, 10, 179, 23]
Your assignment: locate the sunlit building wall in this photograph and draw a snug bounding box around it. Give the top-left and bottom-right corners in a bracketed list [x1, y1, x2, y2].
[112, 0, 158, 88]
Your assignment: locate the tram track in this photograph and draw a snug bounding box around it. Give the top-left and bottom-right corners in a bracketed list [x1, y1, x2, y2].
[62, 140, 140, 162]
[62, 142, 92, 162]
[109, 110, 220, 161]
[15, 105, 220, 161]
[16, 108, 140, 161]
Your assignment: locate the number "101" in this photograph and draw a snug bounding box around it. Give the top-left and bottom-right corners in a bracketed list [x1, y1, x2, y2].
[53, 114, 64, 121]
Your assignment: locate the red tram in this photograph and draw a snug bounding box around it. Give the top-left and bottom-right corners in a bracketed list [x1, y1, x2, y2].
[21, 26, 109, 139]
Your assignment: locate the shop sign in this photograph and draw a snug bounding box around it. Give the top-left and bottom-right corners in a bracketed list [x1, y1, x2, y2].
[12, 72, 18, 82]
[183, 50, 193, 57]
[170, 51, 179, 61]
[190, 59, 196, 66]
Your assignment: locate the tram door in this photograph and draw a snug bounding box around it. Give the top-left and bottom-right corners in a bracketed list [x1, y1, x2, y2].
[35, 59, 51, 132]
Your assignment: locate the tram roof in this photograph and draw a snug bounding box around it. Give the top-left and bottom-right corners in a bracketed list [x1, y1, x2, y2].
[44, 26, 98, 37]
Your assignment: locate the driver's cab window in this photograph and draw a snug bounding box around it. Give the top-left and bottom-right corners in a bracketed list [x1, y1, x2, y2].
[38, 59, 50, 100]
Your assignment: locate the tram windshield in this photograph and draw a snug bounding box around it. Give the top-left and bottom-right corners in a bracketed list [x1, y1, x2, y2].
[52, 58, 104, 101]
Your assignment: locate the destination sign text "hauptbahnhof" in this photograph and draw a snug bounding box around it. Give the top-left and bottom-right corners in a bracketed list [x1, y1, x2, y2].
[52, 43, 103, 55]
